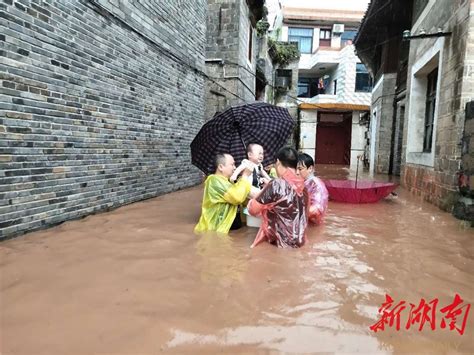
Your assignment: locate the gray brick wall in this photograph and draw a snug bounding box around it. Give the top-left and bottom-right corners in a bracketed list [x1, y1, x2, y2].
[0, 0, 207, 238]
[461, 7, 474, 180]
[205, 0, 257, 119]
[371, 74, 396, 174]
[402, 0, 471, 210]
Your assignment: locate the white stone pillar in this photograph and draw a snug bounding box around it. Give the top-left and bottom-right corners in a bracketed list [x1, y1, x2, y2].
[300, 109, 318, 159]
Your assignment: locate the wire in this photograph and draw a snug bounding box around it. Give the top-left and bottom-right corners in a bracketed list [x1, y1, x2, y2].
[85, 0, 251, 104]
[222, 60, 373, 111]
[355, 1, 396, 44]
[86, 0, 378, 112]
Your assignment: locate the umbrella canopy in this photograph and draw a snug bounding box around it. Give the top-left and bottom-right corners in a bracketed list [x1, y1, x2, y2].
[323, 180, 398, 203]
[191, 102, 294, 174]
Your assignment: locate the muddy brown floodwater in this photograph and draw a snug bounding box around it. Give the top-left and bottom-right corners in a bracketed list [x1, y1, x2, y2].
[1, 165, 473, 354]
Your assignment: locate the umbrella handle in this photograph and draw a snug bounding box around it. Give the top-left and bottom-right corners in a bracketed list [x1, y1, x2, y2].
[239, 132, 246, 152]
[233, 120, 247, 155]
[355, 155, 362, 189]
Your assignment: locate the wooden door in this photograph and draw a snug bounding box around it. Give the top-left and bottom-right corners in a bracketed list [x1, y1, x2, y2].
[316, 114, 352, 165]
[316, 126, 347, 164]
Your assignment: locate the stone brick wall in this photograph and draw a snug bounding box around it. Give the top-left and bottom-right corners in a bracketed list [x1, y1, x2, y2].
[401, 0, 471, 211]
[371, 74, 397, 174]
[391, 98, 406, 176]
[0, 0, 207, 238]
[205, 0, 257, 120]
[256, 36, 275, 103]
[336, 45, 371, 106]
[463, 103, 474, 185]
[460, 6, 474, 183]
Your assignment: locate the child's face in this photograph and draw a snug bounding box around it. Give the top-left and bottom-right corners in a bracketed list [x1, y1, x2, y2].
[297, 162, 313, 180]
[248, 145, 264, 164]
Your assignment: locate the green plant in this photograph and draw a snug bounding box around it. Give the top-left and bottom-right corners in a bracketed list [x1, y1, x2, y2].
[274, 27, 281, 40]
[268, 38, 300, 66]
[256, 20, 270, 37]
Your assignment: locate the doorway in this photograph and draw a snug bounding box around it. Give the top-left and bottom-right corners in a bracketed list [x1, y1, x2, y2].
[315, 112, 352, 165]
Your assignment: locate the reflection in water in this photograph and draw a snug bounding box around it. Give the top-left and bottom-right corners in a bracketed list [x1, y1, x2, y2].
[167, 325, 389, 353]
[1, 166, 473, 354]
[196, 232, 248, 284]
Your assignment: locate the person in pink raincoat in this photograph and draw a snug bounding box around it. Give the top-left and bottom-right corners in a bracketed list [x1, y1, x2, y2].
[247, 147, 308, 248]
[297, 153, 328, 226]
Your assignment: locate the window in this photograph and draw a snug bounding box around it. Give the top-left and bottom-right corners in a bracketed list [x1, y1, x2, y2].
[276, 69, 292, 91]
[341, 30, 357, 46]
[333, 80, 337, 95]
[288, 27, 313, 54]
[319, 29, 331, 47]
[355, 63, 373, 92]
[406, 37, 443, 167]
[297, 78, 319, 98]
[423, 68, 438, 152]
[297, 78, 310, 97]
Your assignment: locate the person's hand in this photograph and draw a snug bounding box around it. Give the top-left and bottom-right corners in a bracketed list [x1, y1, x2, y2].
[231, 160, 249, 181]
[249, 186, 261, 199]
[230, 164, 245, 182]
[260, 177, 271, 186]
[242, 159, 256, 171]
[230, 170, 239, 182]
[240, 160, 255, 177]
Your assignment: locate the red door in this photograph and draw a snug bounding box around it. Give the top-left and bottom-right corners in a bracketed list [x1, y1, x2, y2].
[316, 115, 352, 165]
[316, 126, 347, 164]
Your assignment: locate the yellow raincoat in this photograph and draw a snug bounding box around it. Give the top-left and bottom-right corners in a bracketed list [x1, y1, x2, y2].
[269, 167, 278, 178]
[195, 174, 251, 234]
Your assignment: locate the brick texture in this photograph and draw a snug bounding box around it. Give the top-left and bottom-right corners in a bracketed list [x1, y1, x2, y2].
[402, 0, 471, 210]
[371, 74, 397, 174]
[205, 0, 257, 120]
[0, 0, 207, 238]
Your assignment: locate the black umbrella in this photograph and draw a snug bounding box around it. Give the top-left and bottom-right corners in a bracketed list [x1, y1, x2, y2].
[191, 102, 295, 175]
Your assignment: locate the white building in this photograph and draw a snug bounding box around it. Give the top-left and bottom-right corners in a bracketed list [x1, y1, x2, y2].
[275, 1, 372, 168]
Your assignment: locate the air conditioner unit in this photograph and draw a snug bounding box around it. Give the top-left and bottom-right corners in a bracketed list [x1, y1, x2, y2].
[332, 24, 344, 34]
[275, 69, 292, 91]
[275, 76, 291, 90]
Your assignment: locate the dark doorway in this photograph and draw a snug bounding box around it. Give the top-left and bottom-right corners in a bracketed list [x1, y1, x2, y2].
[390, 104, 405, 176]
[315, 113, 352, 165]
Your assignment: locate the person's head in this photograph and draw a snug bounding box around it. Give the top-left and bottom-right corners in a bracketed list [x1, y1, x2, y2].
[214, 153, 235, 178]
[247, 143, 264, 164]
[274, 147, 298, 177]
[297, 153, 315, 180]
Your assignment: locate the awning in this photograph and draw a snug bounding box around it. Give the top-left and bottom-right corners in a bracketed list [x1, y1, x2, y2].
[299, 102, 370, 111]
[283, 6, 365, 26]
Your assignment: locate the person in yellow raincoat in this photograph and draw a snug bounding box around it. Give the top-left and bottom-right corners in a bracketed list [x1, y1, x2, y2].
[195, 153, 255, 234]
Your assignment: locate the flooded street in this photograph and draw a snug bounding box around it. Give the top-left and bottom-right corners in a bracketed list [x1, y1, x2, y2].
[1, 166, 473, 354]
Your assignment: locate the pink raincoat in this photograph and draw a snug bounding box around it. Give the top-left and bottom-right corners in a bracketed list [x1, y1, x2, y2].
[305, 175, 329, 225]
[247, 169, 308, 248]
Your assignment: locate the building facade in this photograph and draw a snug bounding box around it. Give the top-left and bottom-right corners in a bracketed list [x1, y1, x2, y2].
[276, 1, 372, 169]
[355, 1, 412, 176]
[356, 0, 474, 222]
[204, 0, 265, 119]
[0, 0, 207, 238]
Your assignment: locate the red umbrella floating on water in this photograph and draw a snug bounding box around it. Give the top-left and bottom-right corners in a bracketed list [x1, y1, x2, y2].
[323, 156, 398, 203]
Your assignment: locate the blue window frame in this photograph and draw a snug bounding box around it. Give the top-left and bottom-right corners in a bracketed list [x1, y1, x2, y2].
[288, 27, 313, 54]
[341, 30, 357, 46]
[355, 63, 373, 92]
